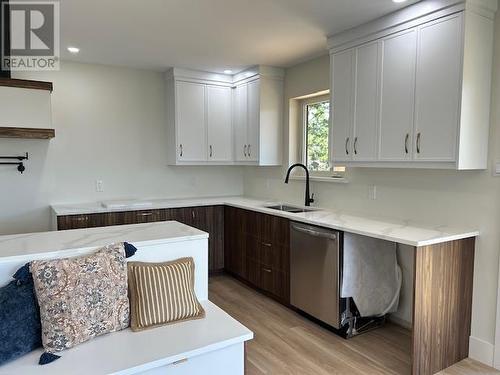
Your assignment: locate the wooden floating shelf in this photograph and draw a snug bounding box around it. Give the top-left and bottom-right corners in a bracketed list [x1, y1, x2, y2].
[0, 127, 55, 139]
[0, 78, 53, 92]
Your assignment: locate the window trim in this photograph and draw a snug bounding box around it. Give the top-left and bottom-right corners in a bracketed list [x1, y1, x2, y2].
[300, 94, 344, 178]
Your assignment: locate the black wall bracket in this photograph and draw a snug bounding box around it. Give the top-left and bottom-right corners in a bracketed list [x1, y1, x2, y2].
[0, 152, 28, 173]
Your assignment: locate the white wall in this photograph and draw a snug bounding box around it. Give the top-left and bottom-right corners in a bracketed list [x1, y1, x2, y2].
[244, 12, 500, 364]
[0, 62, 243, 235]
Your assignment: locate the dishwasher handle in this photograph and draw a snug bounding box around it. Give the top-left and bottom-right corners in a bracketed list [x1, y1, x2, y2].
[291, 223, 337, 241]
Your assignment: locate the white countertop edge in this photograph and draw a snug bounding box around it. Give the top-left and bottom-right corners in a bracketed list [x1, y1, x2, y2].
[0, 235, 209, 263]
[50, 196, 479, 247]
[222, 201, 479, 247]
[119, 301, 253, 375]
[0, 222, 209, 261]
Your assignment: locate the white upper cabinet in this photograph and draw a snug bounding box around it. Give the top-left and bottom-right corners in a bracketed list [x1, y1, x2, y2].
[166, 66, 283, 166]
[414, 15, 462, 162]
[233, 68, 284, 166]
[247, 79, 260, 162]
[379, 29, 417, 161]
[328, 0, 497, 170]
[331, 49, 354, 162]
[352, 41, 379, 161]
[176, 81, 207, 162]
[233, 83, 248, 162]
[207, 85, 233, 162]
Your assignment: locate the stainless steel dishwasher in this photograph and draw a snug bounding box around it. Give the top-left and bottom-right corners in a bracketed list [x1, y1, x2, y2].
[290, 222, 340, 328]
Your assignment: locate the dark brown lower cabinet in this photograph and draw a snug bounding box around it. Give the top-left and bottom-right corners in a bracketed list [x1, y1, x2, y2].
[224, 206, 290, 304]
[56, 206, 224, 273]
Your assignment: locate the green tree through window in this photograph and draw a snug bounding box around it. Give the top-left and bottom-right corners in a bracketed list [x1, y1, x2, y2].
[305, 100, 330, 172]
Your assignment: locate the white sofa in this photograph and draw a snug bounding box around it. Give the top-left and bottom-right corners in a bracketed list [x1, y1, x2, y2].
[0, 222, 253, 374]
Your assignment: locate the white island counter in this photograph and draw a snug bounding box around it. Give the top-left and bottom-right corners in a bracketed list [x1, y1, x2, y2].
[0, 221, 253, 375]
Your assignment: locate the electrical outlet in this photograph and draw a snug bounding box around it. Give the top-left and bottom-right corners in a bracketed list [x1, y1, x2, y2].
[95, 180, 104, 192]
[368, 185, 377, 200]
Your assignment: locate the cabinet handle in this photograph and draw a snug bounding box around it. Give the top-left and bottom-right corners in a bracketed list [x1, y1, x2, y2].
[354, 137, 358, 155]
[192, 210, 195, 219]
[75, 216, 89, 221]
[248, 144, 251, 157]
[179, 144, 183, 157]
[262, 242, 272, 247]
[262, 268, 272, 273]
[416, 133, 421, 154]
[405, 134, 409, 154]
[209, 145, 213, 158]
[244, 145, 247, 157]
[138, 212, 153, 217]
[345, 137, 350, 155]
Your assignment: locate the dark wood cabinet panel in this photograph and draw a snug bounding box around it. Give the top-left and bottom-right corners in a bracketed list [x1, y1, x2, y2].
[57, 205, 224, 273]
[168, 206, 224, 272]
[224, 206, 290, 304]
[57, 213, 106, 230]
[260, 266, 287, 301]
[260, 213, 289, 248]
[224, 206, 246, 278]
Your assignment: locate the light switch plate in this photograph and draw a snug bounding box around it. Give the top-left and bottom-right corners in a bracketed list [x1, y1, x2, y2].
[495, 163, 500, 177]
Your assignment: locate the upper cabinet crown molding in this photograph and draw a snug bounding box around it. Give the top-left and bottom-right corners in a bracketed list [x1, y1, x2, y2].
[165, 66, 284, 166]
[329, 0, 496, 170]
[327, 0, 497, 52]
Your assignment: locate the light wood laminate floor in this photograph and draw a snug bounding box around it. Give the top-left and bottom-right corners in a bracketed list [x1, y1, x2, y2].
[209, 275, 499, 375]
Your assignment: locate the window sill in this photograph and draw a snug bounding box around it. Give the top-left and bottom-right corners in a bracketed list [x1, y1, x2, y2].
[289, 175, 349, 184]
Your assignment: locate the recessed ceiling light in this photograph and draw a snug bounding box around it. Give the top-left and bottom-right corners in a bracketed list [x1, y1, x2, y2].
[224, 69, 233, 74]
[67, 46, 80, 54]
[392, 0, 407, 3]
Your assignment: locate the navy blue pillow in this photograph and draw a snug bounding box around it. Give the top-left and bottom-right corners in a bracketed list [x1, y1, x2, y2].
[124, 242, 137, 258]
[0, 275, 42, 365]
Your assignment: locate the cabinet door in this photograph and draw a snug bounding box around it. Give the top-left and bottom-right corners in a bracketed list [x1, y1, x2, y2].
[247, 79, 260, 162]
[414, 14, 462, 162]
[224, 207, 246, 278]
[233, 84, 248, 161]
[353, 42, 379, 161]
[331, 50, 354, 162]
[379, 29, 417, 161]
[176, 81, 207, 162]
[207, 85, 233, 162]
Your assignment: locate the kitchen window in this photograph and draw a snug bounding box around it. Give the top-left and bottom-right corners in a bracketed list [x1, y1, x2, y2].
[302, 95, 345, 178]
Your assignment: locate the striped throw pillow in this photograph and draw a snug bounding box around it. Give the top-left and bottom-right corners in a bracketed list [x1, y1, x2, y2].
[127, 257, 205, 331]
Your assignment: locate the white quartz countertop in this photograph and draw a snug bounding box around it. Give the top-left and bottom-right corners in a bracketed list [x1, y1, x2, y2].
[0, 221, 208, 260]
[51, 196, 479, 247]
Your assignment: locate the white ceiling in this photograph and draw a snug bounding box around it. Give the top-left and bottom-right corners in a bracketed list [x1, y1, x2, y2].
[59, 0, 419, 73]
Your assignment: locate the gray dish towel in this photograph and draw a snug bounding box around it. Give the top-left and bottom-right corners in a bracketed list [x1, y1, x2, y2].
[341, 233, 400, 317]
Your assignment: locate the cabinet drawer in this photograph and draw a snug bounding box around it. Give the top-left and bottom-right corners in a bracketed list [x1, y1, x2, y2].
[57, 213, 105, 230]
[259, 242, 288, 272]
[260, 213, 289, 247]
[125, 209, 165, 224]
[140, 342, 244, 375]
[260, 266, 288, 302]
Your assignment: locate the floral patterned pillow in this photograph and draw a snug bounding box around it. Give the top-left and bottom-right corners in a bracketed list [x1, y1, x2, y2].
[30, 243, 129, 353]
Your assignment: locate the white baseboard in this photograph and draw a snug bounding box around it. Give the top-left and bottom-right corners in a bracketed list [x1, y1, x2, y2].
[469, 336, 494, 367]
